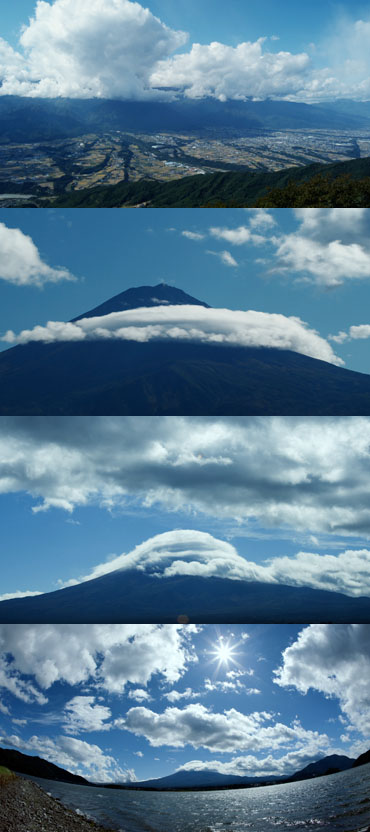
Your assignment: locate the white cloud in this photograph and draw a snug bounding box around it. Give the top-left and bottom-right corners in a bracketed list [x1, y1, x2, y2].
[330, 324, 370, 343]
[2, 6, 370, 103]
[2, 417, 370, 537]
[176, 741, 337, 778]
[164, 687, 200, 703]
[0, 624, 197, 699]
[0, 0, 186, 99]
[63, 696, 112, 733]
[52, 530, 370, 600]
[0, 730, 134, 782]
[275, 624, 370, 736]
[210, 226, 266, 246]
[127, 688, 152, 702]
[271, 209, 370, 288]
[2, 304, 342, 366]
[206, 250, 239, 267]
[0, 590, 43, 602]
[247, 210, 277, 230]
[0, 223, 77, 286]
[151, 40, 311, 101]
[181, 231, 205, 241]
[122, 703, 329, 754]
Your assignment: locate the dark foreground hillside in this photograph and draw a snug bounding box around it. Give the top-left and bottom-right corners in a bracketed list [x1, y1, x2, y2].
[0, 570, 369, 623]
[52, 156, 370, 207]
[2, 339, 370, 415]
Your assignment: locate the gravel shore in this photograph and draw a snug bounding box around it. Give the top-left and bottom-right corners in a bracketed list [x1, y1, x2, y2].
[0, 776, 117, 832]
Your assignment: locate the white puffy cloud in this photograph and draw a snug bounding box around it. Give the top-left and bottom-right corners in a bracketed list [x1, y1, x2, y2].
[2, 416, 370, 537]
[2, 4, 370, 102]
[2, 303, 342, 366]
[150, 40, 311, 101]
[0, 223, 77, 287]
[247, 210, 277, 230]
[275, 624, 370, 736]
[0, 730, 134, 782]
[19, 529, 370, 600]
[127, 688, 152, 702]
[164, 688, 200, 703]
[330, 324, 370, 343]
[63, 696, 112, 733]
[0, 0, 186, 99]
[122, 702, 329, 754]
[177, 741, 338, 778]
[271, 209, 370, 288]
[209, 226, 266, 246]
[0, 624, 197, 699]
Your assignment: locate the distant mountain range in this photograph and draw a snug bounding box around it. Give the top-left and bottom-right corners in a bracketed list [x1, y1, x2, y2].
[2, 284, 370, 415]
[130, 754, 355, 790]
[1, 96, 370, 145]
[52, 155, 370, 208]
[1, 568, 370, 623]
[3, 746, 368, 791]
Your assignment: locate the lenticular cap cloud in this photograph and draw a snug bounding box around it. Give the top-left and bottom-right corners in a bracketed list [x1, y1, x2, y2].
[2, 304, 342, 366]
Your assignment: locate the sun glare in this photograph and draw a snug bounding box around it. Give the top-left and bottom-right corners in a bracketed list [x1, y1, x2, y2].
[211, 638, 237, 667]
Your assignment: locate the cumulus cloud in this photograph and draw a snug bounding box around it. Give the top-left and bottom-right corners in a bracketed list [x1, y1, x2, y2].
[0, 0, 186, 99]
[0, 223, 77, 286]
[209, 209, 370, 289]
[176, 742, 338, 778]
[209, 226, 266, 246]
[2, 303, 342, 366]
[63, 696, 112, 733]
[329, 324, 370, 343]
[164, 687, 200, 703]
[275, 624, 370, 736]
[1, 4, 370, 102]
[122, 703, 329, 754]
[151, 39, 311, 101]
[0, 729, 134, 782]
[271, 209, 370, 288]
[2, 416, 370, 536]
[0, 624, 196, 699]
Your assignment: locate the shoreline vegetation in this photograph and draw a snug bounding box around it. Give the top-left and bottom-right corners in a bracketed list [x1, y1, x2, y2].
[0, 774, 117, 832]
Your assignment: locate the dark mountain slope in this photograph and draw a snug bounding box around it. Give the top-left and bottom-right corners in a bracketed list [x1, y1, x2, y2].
[0, 748, 89, 785]
[2, 339, 370, 415]
[0, 569, 369, 623]
[290, 755, 354, 781]
[52, 155, 370, 208]
[1, 96, 369, 144]
[352, 749, 370, 768]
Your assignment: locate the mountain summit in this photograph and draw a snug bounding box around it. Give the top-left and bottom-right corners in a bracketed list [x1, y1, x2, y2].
[2, 284, 370, 415]
[72, 284, 210, 321]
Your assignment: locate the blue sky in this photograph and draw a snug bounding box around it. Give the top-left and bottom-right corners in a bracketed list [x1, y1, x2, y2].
[1, 0, 370, 101]
[1, 208, 370, 374]
[2, 0, 364, 53]
[1, 416, 370, 603]
[0, 623, 368, 783]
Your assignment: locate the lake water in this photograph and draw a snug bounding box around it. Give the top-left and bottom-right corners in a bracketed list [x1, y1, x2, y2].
[27, 763, 370, 832]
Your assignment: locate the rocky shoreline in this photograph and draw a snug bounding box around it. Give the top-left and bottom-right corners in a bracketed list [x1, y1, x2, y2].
[0, 776, 117, 832]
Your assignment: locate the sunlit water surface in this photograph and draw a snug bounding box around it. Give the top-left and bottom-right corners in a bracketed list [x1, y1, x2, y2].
[25, 763, 370, 832]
